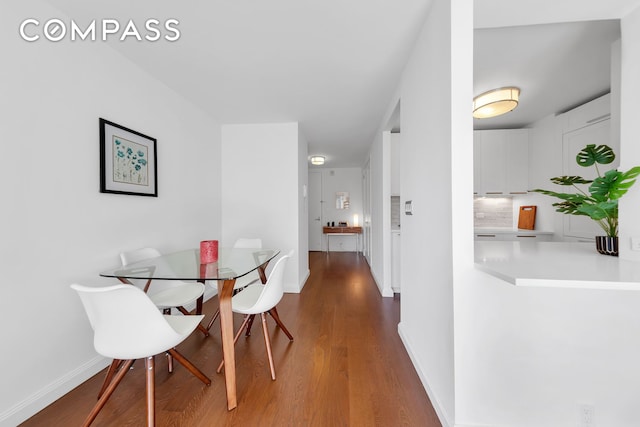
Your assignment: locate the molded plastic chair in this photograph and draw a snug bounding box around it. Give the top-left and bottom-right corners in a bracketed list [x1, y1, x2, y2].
[71, 284, 211, 427]
[120, 247, 208, 337]
[216, 250, 294, 380]
[205, 238, 263, 332]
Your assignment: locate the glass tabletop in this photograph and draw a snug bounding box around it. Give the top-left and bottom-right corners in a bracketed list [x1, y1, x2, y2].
[99, 248, 280, 281]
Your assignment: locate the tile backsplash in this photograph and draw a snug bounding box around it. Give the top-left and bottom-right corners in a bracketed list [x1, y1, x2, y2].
[474, 197, 513, 228]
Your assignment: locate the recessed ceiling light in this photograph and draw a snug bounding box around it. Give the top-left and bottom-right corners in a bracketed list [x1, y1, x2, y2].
[310, 156, 325, 165]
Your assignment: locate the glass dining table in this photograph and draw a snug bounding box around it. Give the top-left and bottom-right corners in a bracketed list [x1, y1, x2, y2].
[100, 247, 281, 410]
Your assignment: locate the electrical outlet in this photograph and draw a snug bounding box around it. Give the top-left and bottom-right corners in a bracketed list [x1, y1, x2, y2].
[631, 237, 640, 251]
[578, 404, 595, 427]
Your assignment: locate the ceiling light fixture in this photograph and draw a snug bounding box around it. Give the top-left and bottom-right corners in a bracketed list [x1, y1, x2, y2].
[473, 87, 520, 119]
[310, 156, 325, 165]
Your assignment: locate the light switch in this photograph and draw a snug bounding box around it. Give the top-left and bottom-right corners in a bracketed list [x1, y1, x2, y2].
[405, 200, 413, 215]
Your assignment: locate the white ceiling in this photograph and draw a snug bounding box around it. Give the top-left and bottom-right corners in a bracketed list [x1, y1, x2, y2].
[473, 20, 620, 130]
[42, 0, 640, 167]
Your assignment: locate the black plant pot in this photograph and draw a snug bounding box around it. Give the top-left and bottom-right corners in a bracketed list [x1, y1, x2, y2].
[595, 236, 618, 256]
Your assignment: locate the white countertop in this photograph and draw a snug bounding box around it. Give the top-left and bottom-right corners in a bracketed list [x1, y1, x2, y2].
[474, 241, 640, 290]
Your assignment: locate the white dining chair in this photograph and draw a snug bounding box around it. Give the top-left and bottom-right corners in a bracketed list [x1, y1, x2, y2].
[216, 250, 294, 380]
[205, 238, 263, 332]
[120, 247, 209, 337]
[70, 283, 211, 427]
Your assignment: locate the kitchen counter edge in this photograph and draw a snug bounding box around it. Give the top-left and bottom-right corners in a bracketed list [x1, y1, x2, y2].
[474, 241, 640, 291]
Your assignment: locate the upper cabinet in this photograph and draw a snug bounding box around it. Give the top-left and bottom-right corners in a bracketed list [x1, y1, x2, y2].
[562, 93, 611, 134]
[474, 129, 529, 196]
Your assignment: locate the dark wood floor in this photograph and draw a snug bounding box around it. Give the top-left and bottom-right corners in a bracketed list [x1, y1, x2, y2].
[21, 252, 441, 426]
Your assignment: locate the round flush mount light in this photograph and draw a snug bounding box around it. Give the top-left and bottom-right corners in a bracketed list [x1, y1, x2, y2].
[473, 87, 520, 119]
[310, 156, 325, 165]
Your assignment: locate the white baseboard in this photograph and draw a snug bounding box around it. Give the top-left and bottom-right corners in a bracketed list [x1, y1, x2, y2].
[370, 268, 394, 298]
[398, 322, 454, 427]
[291, 268, 310, 293]
[0, 355, 109, 427]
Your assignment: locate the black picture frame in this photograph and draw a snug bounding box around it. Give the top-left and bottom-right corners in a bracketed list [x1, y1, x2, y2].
[99, 118, 158, 197]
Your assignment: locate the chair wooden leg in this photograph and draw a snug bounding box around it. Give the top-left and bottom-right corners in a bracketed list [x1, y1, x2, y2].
[217, 315, 251, 374]
[205, 288, 243, 332]
[82, 359, 134, 427]
[260, 313, 276, 380]
[168, 348, 211, 385]
[166, 352, 173, 373]
[177, 306, 209, 337]
[267, 307, 294, 340]
[206, 308, 220, 332]
[97, 359, 123, 399]
[245, 314, 256, 337]
[145, 356, 155, 427]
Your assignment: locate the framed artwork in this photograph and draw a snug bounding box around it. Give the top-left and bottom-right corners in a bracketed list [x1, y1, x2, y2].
[99, 118, 158, 197]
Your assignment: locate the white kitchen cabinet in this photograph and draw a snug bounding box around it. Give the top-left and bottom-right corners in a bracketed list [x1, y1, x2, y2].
[559, 93, 617, 241]
[474, 129, 529, 195]
[563, 93, 610, 133]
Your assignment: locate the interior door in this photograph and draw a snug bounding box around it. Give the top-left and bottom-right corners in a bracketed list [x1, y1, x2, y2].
[308, 171, 323, 251]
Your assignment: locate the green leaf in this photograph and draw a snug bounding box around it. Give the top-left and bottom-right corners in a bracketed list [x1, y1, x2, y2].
[533, 189, 591, 203]
[589, 170, 621, 200]
[552, 200, 590, 216]
[589, 166, 640, 201]
[576, 201, 617, 220]
[576, 144, 615, 167]
[609, 166, 640, 199]
[548, 176, 592, 186]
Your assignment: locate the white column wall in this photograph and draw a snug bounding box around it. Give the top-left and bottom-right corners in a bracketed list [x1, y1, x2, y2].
[395, 0, 462, 424]
[0, 2, 221, 425]
[619, 5, 640, 261]
[220, 123, 309, 292]
[454, 4, 640, 427]
[298, 128, 310, 285]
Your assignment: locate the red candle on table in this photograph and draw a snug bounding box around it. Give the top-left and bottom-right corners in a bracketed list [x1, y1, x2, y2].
[200, 240, 218, 263]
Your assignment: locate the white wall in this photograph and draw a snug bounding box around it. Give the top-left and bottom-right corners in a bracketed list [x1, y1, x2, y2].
[394, 0, 466, 424]
[454, 4, 640, 427]
[314, 167, 363, 252]
[0, 2, 221, 425]
[220, 123, 309, 292]
[368, 125, 391, 297]
[619, 5, 640, 261]
[298, 128, 310, 284]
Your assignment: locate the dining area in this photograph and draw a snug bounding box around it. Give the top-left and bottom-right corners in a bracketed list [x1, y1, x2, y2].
[70, 239, 293, 426]
[19, 250, 439, 427]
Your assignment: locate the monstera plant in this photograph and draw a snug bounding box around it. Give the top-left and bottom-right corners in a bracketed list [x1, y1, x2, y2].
[533, 144, 640, 254]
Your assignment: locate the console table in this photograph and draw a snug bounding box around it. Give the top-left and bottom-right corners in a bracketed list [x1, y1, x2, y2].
[323, 226, 362, 253]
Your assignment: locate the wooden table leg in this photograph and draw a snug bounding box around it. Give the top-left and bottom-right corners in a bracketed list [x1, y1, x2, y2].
[218, 279, 237, 410]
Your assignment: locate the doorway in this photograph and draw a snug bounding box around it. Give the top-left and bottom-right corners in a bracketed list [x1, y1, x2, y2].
[308, 171, 323, 251]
